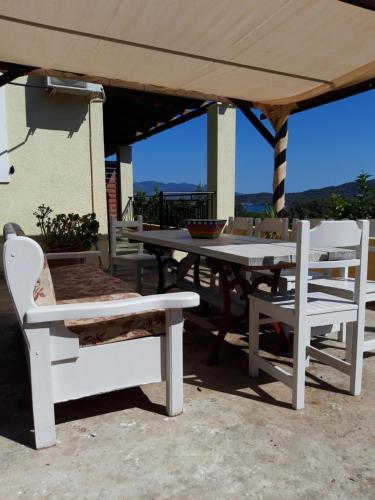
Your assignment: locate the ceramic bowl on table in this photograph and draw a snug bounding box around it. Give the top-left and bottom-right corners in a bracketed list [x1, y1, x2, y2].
[185, 219, 226, 239]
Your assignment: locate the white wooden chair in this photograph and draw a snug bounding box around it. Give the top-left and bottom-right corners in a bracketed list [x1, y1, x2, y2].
[251, 218, 289, 291]
[3, 223, 199, 449]
[254, 218, 324, 294]
[227, 216, 254, 236]
[254, 217, 289, 241]
[209, 216, 254, 291]
[110, 215, 156, 293]
[309, 219, 375, 358]
[290, 218, 324, 242]
[249, 220, 369, 410]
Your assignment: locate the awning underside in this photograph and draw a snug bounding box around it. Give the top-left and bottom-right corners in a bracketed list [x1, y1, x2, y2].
[103, 87, 208, 155]
[0, 0, 375, 107]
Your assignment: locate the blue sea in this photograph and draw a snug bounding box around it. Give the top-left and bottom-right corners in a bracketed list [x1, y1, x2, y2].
[241, 203, 267, 213]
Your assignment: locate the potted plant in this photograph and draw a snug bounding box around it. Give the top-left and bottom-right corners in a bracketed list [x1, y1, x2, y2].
[34, 204, 99, 266]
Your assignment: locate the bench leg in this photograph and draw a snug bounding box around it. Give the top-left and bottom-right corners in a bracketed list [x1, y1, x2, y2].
[28, 327, 56, 449]
[165, 309, 183, 416]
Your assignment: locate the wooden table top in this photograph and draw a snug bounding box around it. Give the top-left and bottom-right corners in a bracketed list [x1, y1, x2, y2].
[125, 229, 355, 268]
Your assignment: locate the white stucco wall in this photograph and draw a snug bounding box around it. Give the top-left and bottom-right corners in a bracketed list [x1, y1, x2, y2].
[0, 75, 107, 266]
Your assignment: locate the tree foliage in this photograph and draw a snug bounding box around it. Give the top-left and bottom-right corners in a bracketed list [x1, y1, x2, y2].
[330, 171, 375, 219]
[236, 171, 375, 221]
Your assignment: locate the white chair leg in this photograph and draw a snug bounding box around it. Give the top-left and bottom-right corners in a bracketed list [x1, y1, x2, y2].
[305, 331, 310, 368]
[292, 324, 307, 410]
[349, 318, 364, 396]
[337, 323, 346, 343]
[249, 299, 259, 378]
[165, 309, 184, 416]
[345, 322, 353, 363]
[27, 327, 56, 449]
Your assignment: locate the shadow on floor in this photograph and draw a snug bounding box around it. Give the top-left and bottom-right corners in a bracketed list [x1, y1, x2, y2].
[0, 314, 166, 450]
[182, 316, 350, 411]
[0, 308, 368, 450]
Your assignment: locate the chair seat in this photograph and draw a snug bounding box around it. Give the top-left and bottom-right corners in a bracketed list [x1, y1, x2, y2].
[252, 290, 358, 321]
[253, 268, 322, 282]
[309, 277, 375, 301]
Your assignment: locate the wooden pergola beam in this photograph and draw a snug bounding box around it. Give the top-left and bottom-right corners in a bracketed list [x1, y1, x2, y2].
[112, 102, 212, 149]
[0, 61, 37, 87]
[339, 0, 375, 12]
[230, 98, 275, 147]
[258, 77, 375, 119]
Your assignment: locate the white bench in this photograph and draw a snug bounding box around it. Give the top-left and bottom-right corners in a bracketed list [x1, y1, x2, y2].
[3, 223, 199, 449]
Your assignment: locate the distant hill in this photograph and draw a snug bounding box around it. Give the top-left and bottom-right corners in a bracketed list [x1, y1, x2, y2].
[236, 179, 375, 205]
[134, 179, 375, 202]
[134, 181, 205, 195]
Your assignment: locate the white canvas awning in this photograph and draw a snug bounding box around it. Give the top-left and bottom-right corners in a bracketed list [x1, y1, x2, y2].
[0, 0, 374, 106]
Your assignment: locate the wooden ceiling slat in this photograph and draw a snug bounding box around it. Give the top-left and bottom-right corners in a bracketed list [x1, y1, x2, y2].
[103, 86, 208, 154]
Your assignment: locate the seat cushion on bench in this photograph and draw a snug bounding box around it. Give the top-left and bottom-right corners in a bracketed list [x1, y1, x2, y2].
[50, 264, 134, 301]
[50, 264, 165, 347]
[33, 258, 56, 306]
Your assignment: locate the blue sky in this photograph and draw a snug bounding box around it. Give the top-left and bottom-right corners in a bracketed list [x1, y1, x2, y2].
[109, 90, 375, 194]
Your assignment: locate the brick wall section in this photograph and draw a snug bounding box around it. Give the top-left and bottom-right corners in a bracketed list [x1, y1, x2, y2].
[105, 162, 120, 220]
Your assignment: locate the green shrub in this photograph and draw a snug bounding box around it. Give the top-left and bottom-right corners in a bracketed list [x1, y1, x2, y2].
[34, 204, 99, 252]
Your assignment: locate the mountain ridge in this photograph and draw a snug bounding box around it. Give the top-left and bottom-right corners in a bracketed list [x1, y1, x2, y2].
[134, 179, 375, 202]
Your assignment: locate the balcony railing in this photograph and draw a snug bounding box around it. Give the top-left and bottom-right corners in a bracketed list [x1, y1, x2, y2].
[123, 191, 216, 228]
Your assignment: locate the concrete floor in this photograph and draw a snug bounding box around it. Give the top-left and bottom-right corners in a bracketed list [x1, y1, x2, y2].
[0, 277, 375, 499]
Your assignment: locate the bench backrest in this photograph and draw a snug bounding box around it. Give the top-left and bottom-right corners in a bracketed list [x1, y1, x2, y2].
[3, 223, 47, 326]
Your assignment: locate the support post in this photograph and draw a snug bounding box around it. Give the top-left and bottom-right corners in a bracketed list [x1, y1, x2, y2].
[117, 146, 133, 218]
[272, 117, 288, 215]
[207, 103, 236, 220]
[259, 105, 291, 215]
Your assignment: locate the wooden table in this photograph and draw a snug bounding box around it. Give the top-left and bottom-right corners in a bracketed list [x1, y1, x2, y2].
[125, 229, 355, 363]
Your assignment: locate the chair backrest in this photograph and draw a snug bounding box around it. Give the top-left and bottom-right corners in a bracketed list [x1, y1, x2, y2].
[110, 215, 143, 258]
[369, 219, 375, 238]
[227, 216, 254, 236]
[291, 218, 323, 241]
[294, 220, 369, 317]
[254, 217, 289, 241]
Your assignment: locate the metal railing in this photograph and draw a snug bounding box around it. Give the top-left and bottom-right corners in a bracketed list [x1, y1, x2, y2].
[123, 191, 216, 228]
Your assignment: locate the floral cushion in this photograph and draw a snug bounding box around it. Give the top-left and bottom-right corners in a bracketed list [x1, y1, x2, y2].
[33, 257, 56, 306]
[50, 264, 133, 301]
[50, 264, 165, 347]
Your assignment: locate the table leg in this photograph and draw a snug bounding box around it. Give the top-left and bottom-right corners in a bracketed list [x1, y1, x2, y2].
[144, 244, 199, 293]
[206, 258, 282, 364]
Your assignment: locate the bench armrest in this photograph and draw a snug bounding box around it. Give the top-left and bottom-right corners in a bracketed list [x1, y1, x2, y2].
[25, 292, 200, 324]
[45, 251, 101, 260]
